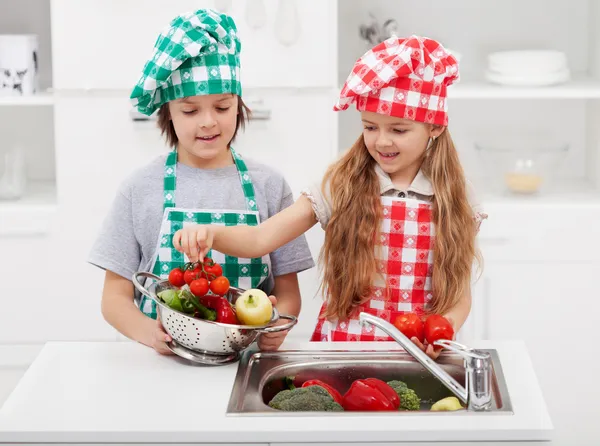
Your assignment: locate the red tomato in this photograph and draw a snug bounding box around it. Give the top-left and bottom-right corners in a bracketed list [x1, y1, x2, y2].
[190, 278, 209, 297]
[209, 276, 230, 296]
[168, 268, 186, 287]
[195, 268, 210, 280]
[392, 313, 424, 343]
[205, 263, 223, 280]
[424, 314, 454, 349]
[184, 269, 199, 285]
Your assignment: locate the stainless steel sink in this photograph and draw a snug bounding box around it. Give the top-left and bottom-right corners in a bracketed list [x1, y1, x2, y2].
[226, 347, 513, 415]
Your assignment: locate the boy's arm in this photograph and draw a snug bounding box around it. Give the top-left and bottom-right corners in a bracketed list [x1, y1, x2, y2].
[101, 271, 167, 349]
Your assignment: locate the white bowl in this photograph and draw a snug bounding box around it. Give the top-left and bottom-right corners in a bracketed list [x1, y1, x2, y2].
[487, 50, 568, 75]
[475, 138, 569, 195]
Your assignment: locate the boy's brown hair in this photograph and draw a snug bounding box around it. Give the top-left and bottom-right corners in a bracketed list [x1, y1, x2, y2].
[157, 95, 251, 148]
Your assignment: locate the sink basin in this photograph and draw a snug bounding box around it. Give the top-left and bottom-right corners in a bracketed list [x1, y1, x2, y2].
[226, 348, 513, 415]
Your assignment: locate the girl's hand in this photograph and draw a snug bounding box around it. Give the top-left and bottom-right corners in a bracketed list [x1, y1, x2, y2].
[411, 337, 442, 360]
[410, 316, 456, 361]
[173, 225, 214, 262]
[257, 295, 290, 351]
[152, 316, 174, 355]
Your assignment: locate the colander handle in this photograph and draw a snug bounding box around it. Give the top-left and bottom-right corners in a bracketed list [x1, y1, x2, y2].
[131, 271, 161, 300]
[255, 314, 298, 333]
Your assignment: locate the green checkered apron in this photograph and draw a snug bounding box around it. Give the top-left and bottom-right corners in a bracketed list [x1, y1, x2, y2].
[140, 148, 270, 319]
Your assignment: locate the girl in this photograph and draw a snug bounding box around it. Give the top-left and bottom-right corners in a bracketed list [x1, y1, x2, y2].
[172, 35, 487, 359]
[88, 9, 314, 355]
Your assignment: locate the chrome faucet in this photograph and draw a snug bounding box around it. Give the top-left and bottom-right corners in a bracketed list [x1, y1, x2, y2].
[359, 312, 492, 411]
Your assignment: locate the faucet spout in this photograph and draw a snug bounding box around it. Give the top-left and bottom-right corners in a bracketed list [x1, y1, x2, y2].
[359, 312, 492, 411]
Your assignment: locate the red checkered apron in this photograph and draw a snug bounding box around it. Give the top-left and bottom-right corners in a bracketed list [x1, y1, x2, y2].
[310, 197, 435, 342]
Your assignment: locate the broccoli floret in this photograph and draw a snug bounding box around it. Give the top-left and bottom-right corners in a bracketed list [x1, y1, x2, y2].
[268, 385, 344, 412]
[387, 380, 421, 411]
[387, 380, 408, 391]
[398, 388, 421, 411]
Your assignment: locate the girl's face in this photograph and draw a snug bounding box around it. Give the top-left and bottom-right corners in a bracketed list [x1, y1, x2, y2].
[361, 111, 443, 181]
[169, 94, 238, 168]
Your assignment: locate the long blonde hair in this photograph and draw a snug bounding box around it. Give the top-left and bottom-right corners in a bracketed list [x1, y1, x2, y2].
[319, 129, 481, 320]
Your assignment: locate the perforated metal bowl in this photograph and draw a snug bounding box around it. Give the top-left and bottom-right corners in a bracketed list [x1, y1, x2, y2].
[132, 272, 297, 362]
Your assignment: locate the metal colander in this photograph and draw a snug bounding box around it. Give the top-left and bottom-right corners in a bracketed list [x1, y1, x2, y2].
[132, 272, 297, 361]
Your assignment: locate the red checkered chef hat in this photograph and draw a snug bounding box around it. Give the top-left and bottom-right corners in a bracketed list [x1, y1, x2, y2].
[334, 35, 459, 126]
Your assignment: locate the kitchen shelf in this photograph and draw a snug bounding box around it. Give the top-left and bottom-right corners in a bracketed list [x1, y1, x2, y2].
[0, 181, 57, 236]
[334, 78, 600, 100]
[0, 93, 54, 106]
[448, 77, 600, 100]
[480, 179, 600, 207]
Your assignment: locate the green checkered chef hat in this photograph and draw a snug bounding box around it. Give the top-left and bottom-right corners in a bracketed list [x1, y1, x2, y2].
[130, 8, 242, 116]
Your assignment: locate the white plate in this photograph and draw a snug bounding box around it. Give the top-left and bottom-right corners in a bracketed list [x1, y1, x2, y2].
[484, 68, 571, 86]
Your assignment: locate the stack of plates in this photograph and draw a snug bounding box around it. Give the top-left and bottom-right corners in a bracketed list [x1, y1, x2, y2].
[485, 50, 570, 86]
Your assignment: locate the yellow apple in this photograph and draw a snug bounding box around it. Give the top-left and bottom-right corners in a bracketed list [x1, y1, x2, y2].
[430, 396, 463, 411]
[235, 289, 273, 326]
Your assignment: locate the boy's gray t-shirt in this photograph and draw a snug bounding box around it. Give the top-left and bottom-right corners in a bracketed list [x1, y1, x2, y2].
[88, 154, 315, 297]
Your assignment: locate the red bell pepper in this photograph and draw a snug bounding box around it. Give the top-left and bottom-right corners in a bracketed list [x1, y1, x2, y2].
[342, 378, 400, 411]
[362, 378, 400, 408]
[200, 295, 239, 325]
[200, 294, 220, 309]
[216, 299, 239, 324]
[301, 379, 344, 405]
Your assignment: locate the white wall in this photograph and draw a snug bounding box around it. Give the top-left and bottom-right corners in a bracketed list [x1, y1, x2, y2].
[51, 0, 337, 90]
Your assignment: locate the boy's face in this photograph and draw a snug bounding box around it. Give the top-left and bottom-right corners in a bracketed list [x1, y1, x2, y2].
[360, 111, 443, 182]
[169, 94, 238, 167]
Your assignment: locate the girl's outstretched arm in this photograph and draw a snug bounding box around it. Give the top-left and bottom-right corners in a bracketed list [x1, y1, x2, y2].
[443, 288, 472, 335]
[173, 195, 317, 262]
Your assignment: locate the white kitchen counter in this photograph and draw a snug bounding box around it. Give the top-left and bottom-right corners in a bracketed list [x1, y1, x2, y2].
[0, 340, 552, 445]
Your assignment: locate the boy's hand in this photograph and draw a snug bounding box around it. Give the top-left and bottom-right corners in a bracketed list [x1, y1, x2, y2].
[173, 225, 214, 262]
[258, 295, 291, 351]
[152, 316, 174, 355]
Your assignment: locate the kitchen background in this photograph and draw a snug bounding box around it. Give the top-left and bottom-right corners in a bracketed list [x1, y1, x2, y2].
[0, 0, 599, 443]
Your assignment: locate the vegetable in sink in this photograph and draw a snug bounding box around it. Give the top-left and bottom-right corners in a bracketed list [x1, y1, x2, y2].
[268, 385, 344, 412]
[269, 376, 423, 412]
[387, 380, 421, 411]
[342, 378, 400, 411]
[430, 396, 463, 411]
[301, 379, 344, 406]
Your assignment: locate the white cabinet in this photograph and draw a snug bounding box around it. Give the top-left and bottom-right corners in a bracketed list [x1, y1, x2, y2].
[0, 0, 57, 235]
[0, 96, 166, 344]
[455, 203, 600, 445]
[53, 95, 166, 218]
[50, 0, 337, 90]
[478, 204, 600, 263]
[457, 204, 600, 446]
[481, 263, 600, 446]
